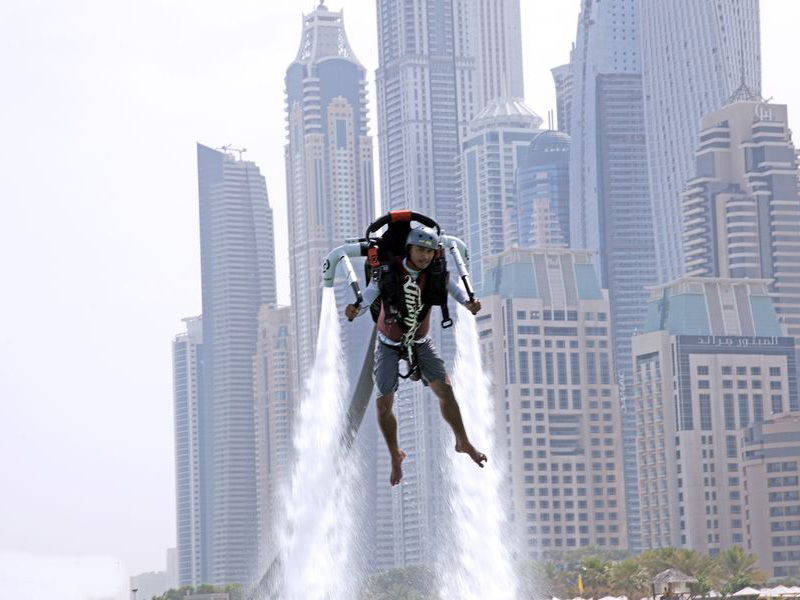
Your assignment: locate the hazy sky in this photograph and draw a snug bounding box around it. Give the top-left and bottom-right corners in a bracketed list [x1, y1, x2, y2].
[1, 0, 799, 594]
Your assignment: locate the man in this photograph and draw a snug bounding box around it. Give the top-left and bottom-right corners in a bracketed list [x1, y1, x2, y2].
[345, 225, 487, 485]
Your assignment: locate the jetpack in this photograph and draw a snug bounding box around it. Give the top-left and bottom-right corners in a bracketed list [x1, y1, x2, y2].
[323, 209, 474, 320]
[322, 209, 474, 441]
[247, 210, 474, 599]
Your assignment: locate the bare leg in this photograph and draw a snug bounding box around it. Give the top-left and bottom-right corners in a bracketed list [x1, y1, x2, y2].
[376, 392, 406, 485]
[428, 378, 487, 467]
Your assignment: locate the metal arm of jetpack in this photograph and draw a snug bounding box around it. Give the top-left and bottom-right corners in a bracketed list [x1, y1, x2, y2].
[322, 241, 368, 317]
[441, 234, 475, 303]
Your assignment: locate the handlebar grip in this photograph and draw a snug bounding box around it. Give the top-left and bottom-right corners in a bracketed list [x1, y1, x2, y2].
[348, 282, 362, 321]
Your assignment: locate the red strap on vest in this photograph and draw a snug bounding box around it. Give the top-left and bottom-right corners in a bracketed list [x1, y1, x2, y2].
[368, 246, 380, 267]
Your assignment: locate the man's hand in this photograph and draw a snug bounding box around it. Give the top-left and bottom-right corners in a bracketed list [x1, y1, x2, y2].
[465, 299, 481, 315]
[345, 304, 361, 321]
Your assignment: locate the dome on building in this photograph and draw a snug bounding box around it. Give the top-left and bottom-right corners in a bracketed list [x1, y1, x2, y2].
[469, 97, 543, 131]
[528, 130, 570, 155]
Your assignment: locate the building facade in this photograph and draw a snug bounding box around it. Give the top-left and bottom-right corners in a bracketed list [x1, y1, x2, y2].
[470, 0, 524, 110]
[632, 277, 798, 553]
[477, 248, 628, 558]
[196, 143, 276, 584]
[640, 0, 761, 281]
[516, 130, 570, 249]
[373, 0, 529, 571]
[374, 0, 494, 569]
[742, 415, 800, 579]
[375, 0, 476, 237]
[551, 61, 573, 136]
[284, 3, 375, 386]
[253, 304, 295, 571]
[462, 98, 542, 293]
[172, 316, 204, 586]
[568, 0, 658, 551]
[682, 98, 800, 345]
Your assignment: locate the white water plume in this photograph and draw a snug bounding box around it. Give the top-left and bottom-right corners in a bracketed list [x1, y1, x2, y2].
[441, 302, 518, 600]
[281, 287, 357, 600]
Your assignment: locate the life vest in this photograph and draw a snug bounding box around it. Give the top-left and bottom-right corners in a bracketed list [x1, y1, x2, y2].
[376, 258, 433, 343]
[362, 211, 453, 346]
[367, 247, 451, 345]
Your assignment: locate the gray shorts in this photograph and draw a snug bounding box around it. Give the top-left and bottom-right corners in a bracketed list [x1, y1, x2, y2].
[373, 337, 448, 396]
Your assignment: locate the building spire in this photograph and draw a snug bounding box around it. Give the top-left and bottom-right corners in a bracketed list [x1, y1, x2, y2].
[727, 40, 762, 104]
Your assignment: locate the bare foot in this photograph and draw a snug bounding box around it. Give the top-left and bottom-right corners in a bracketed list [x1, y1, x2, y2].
[455, 440, 487, 468]
[390, 449, 406, 486]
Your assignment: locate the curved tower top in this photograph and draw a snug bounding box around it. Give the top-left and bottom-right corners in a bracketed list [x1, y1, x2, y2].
[468, 97, 543, 132]
[293, 2, 362, 67]
[528, 130, 570, 155]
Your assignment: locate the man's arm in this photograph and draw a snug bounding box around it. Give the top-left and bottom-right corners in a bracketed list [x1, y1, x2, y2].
[447, 276, 481, 315]
[447, 276, 469, 306]
[345, 278, 380, 320]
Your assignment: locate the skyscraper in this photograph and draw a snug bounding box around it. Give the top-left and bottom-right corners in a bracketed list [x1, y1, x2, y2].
[461, 98, 542, 293]
[253, 304, 294, 571]
[196, 143, 276, 584]
[374, 0, 528, 569]
[283, 4, 377, 573]
[569, 0, 641, 256]
[640, 0, 761, 281]
[284, 2, 375, 387]
[682, 97, 800, 346]
[375, 0, 476, 238]
[477, 247, 628, 558]
[470, 0, 524, 109]
[551, 60, 573, 135]
[172, 316, 204, 586]
[742, 414, 800, 579]
[375, 0, 476, 569]
[568, 0, 657, 551]
[516, 130, 571, 249]
[632, 276, 798, 552]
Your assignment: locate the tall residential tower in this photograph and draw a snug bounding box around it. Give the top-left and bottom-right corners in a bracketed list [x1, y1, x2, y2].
[173, 316, 204, 586]
[462, 98, 542, 293]
[477, 248, 628, 558]
[632, 277, 798, 552]
[640, 0, 761, 281]
[682, 97, 800, 346]
[375, 0, 476, 237]
[196, 144, 276, 584]
[253, 304, 295, 570]
[568, 0, 658, 551]
[285, 3, 375, 384]
[470, 0, 524, 109]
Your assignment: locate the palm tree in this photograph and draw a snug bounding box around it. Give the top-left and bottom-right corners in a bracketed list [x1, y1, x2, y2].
[534, 559, 572, 599]
[580, 556, 612, 599]
[610, 559, 649, 600]
[639, 548, 722, 588]
[716, 546, 766, 589]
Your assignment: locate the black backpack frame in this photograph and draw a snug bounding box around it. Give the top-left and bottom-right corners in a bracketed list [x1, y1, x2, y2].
[362, 211, 452, 331]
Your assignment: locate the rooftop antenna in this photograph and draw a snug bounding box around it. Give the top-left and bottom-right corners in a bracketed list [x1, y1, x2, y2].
[216, 144, 248, 160]
[726, 43, 762, 104]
